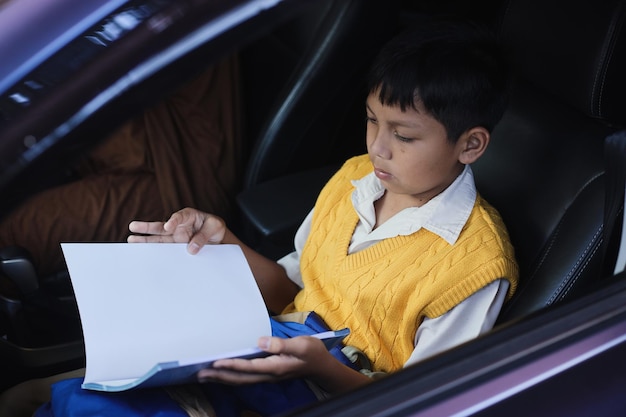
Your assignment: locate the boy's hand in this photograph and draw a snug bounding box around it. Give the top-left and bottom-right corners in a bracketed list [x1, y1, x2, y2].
[127, 207, 226, 254]
[197, 335, 334, 385]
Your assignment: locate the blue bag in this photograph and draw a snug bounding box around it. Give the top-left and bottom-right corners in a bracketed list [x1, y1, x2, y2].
[35, 380, 187, 417]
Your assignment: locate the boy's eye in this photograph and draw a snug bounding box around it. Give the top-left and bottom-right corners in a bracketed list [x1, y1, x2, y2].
[365, 116, 377, 124]
[393, 131, 413, 142]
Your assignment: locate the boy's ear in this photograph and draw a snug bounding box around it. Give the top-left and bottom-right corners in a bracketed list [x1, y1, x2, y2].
[458, 127, 490, 164]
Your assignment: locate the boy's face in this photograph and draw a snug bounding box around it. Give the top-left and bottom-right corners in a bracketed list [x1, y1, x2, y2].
[365, 92, 466, 208]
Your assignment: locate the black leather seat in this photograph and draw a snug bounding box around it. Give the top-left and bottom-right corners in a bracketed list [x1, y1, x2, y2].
[480, 0, 626, 323]
[236, 0, 401, 257]
[239, 0, 401, 188]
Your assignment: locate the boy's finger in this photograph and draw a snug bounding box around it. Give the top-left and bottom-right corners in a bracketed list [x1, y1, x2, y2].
[128, 221, 169, 235]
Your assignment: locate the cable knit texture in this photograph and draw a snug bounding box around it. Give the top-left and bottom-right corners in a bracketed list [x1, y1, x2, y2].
[283, 155, 519, 372]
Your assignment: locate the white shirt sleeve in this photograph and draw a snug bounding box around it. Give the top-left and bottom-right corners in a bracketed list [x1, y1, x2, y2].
[404, 278, 509, 367]
[276, 209, 314, 288]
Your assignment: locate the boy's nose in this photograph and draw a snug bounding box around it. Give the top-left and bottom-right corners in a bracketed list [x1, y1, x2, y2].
[370, 130, 392, 159]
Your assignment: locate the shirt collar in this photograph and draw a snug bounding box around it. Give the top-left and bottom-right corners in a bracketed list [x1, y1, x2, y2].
[350, 164, 476, 245]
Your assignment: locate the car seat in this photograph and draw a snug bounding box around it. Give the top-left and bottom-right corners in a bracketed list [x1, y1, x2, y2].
[236, 0, 626, 326]
[235, 0, 402, 257]
[480, 0, 626, 323]
[239, 0, 401, 188]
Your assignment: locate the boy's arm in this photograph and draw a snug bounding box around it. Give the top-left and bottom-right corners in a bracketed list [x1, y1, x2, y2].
[406, 279, 507, 366]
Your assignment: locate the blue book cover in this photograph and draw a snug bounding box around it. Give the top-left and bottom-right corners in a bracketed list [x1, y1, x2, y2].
[81, 329, 349, 392]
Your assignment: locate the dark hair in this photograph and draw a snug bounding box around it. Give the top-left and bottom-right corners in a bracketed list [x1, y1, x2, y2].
[366, 17, 510, 141]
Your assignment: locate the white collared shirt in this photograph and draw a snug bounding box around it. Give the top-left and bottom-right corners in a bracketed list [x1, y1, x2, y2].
[278, 164, 509, 367]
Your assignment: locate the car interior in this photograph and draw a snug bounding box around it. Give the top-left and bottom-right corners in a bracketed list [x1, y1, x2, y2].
[1, 0, 626, 414]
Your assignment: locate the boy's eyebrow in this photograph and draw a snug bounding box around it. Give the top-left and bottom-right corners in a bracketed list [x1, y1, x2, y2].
[366, 101, 422, 129]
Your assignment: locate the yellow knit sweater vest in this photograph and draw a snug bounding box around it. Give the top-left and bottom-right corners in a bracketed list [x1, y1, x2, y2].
[283, 155, 518, 372]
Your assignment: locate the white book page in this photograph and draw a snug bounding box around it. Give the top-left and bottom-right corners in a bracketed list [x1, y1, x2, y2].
[61, 243, 271, 386]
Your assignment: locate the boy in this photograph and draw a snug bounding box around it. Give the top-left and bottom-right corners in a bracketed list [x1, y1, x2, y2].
[1, 17, 518, 417]
[124, 17, 518, 414]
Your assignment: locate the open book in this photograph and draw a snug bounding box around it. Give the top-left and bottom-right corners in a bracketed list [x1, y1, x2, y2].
[61, 243, 348, 392]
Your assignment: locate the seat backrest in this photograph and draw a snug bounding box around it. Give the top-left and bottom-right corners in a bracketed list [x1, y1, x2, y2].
[239, 0, 401, 188]
[473, 0, 626, 323]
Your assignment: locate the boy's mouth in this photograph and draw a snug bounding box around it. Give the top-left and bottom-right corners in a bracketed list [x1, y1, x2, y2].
[374, 167, 393, 181]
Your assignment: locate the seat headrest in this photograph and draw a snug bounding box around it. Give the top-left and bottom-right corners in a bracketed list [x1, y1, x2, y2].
[500, 0, 626, 127]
